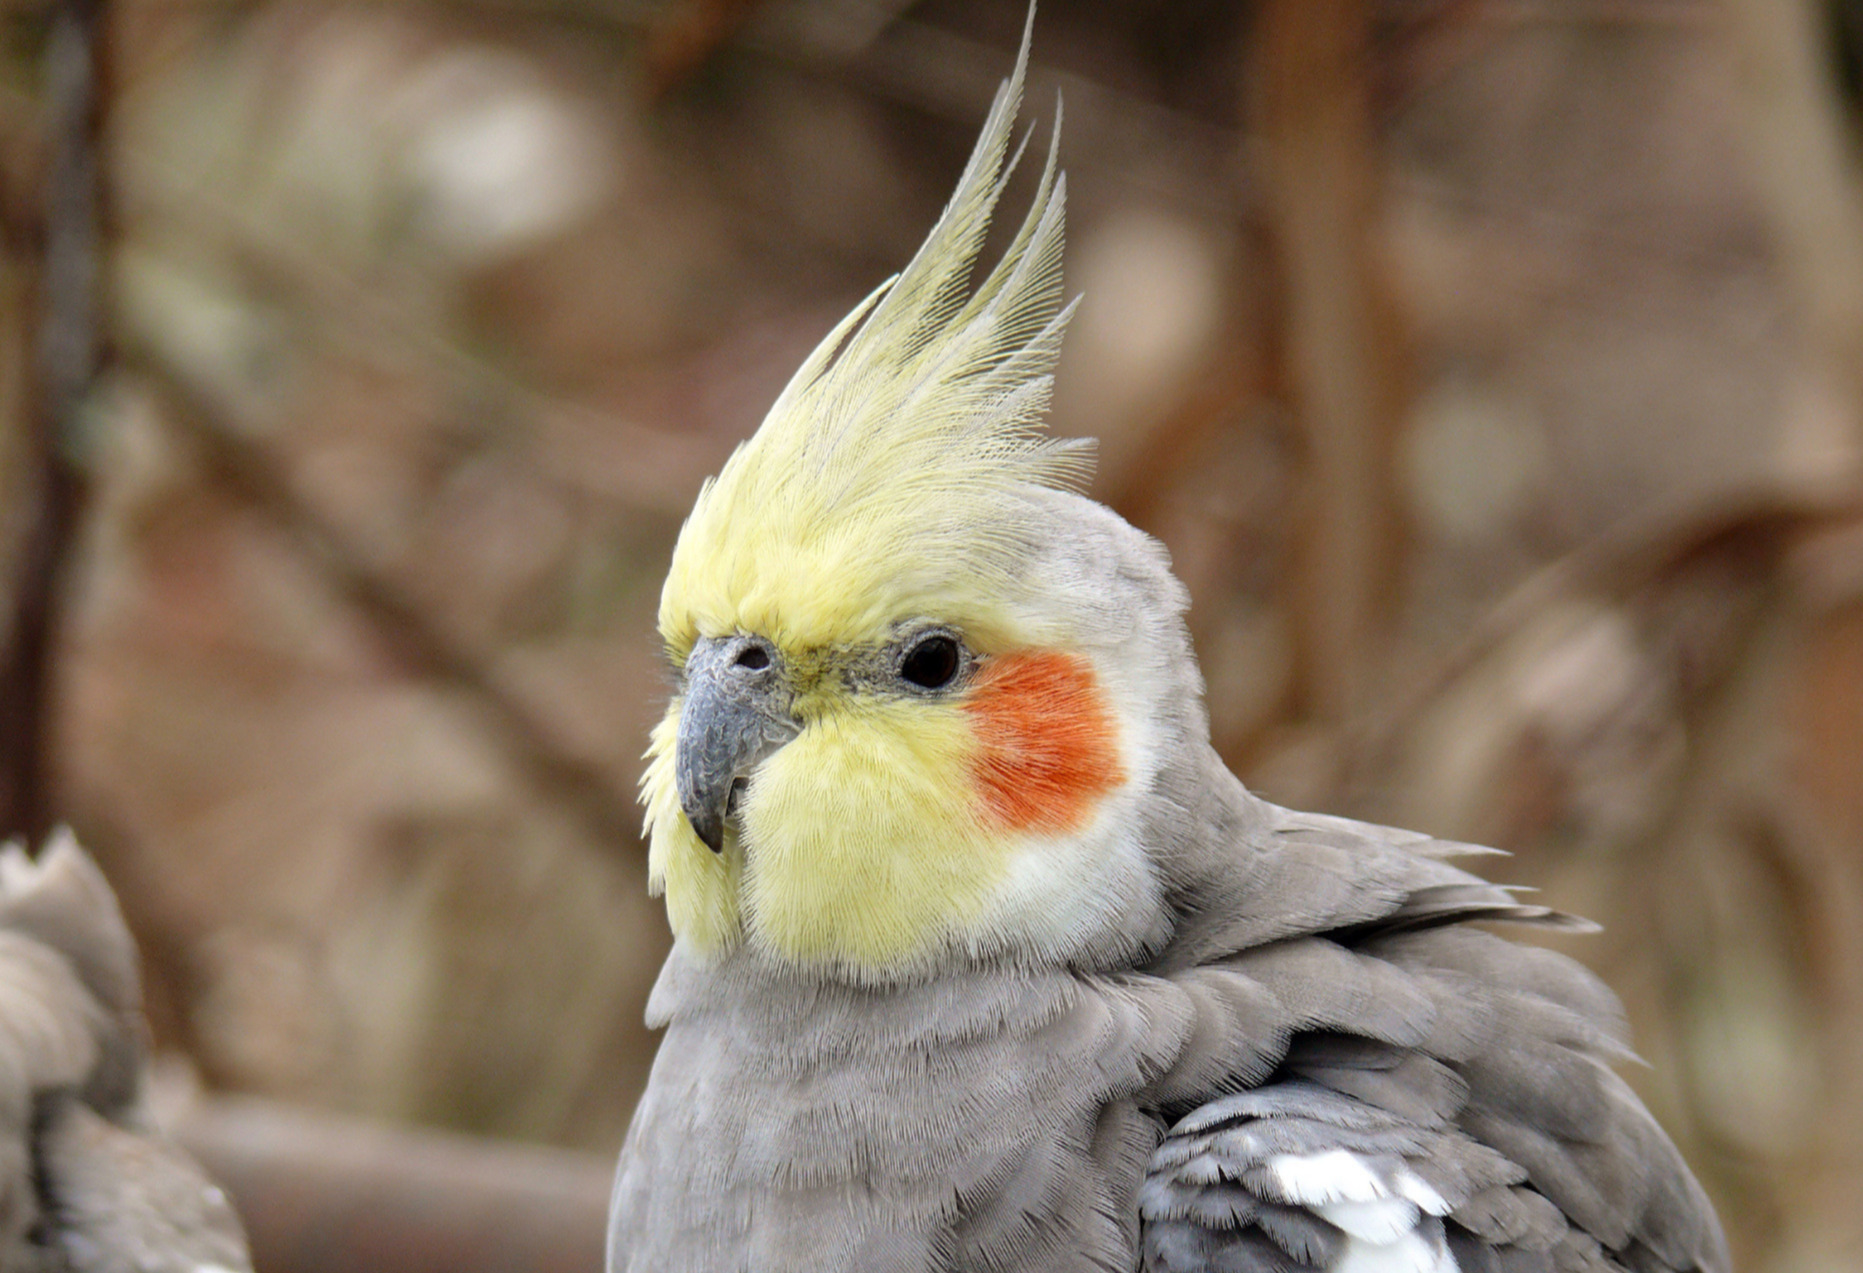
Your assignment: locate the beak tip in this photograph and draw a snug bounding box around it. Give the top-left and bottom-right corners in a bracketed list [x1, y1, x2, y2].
[686, 810, 725, 854]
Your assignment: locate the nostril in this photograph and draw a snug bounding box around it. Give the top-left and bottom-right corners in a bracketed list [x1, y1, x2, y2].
[734, 644, 771, 671]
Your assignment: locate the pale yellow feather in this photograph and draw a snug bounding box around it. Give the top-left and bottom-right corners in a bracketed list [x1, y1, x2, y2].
[656, 27, 1084, 662]
[739, 701, 1005, 967]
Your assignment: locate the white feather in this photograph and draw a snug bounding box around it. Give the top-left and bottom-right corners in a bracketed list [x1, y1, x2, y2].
[1332, 1230, 1459, 1273]
[1268, 1150, 1389, 1205]
[1394, 1168, 1450, 1215]
[1316, 1197, 1422, 1243]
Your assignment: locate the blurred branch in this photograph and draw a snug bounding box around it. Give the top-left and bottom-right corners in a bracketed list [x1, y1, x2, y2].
[1787, 562, 1863, 1001]
[1456, 0, 1710, 23]
[1252, 0, 1411, 722]
[127, 353, 646, 852]
[1102, 330, 1267, 530]
[0, 81, 41, 253]
[1724, 0, 1863, 458]
[166, 1089, 610, 1273]
[1388, 166, 1771, 269]
[0, 0, 103, 843]
[20, 0, 1247, 219]
[640, 0, 761, 101]
[116, 161, 728, 519]
[743, 15, 1248, 217]
[0, 0, 659, 20]
[1351, 478, 1863, 778]
[1375, 0, 1709, 151]
[1100, 218, 1280, 531]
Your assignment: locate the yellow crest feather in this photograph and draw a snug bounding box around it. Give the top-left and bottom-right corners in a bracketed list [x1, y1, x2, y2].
[658, 20, 1084, 661]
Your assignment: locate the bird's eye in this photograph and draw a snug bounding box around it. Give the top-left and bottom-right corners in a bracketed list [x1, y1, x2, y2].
[734, 645, 770, 670]
[900, 634, 961, 690]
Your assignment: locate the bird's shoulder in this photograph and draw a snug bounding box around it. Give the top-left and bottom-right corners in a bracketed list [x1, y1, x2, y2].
[1133, 803, 1729, 1273]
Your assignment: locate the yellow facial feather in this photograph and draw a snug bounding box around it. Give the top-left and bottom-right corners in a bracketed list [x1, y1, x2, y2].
[642, 18, 1097, 971]
[644, 686, 1016, 966]
[739, 700, 1005, 967]
[643, 708, 742, 947]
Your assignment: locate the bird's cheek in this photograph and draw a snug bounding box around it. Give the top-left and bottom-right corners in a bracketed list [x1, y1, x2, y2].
[733, 708, 1004, 967]
[961, 650, 1127, 834]
[737, 708, 981, 854]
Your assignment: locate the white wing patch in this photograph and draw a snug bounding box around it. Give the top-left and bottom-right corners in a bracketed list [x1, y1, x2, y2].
[1270, 1151, 1458, 1273]
[1269, 1150, 1390, 1204]
[1316, 1197, 1420, 1243]
[1333, 1228, 1458, 1273]
[1393, 1169, 1449, 1215]
[1140, 1081, 1556, 1272]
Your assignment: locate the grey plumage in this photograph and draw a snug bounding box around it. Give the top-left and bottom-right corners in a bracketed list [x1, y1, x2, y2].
[610, 20, 1727, 1272]
[610, 498, 1729, 1273]
[0, 831, 251, 1273]
[614, 741, 1728, 1267]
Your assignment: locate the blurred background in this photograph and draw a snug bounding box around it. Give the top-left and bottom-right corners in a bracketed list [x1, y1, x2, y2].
[1, 0, 1861, 1269]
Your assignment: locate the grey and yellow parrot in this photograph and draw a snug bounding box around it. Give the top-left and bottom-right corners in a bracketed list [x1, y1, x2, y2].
[608, 21, 1729, 1273]
[0, 830, 250, 1273]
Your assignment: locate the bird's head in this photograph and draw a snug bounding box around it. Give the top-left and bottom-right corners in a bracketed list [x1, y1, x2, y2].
[642, 32, 1203, 983]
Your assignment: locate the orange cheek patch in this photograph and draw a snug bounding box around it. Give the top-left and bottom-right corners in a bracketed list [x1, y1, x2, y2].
[961, 650, 1126, 833]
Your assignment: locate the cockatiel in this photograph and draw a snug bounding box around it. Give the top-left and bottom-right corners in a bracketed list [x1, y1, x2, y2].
[609, 22, 1729, 1273]
[0, 830, 250, 1273]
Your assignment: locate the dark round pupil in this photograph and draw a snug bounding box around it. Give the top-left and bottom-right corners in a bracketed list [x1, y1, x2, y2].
[734, 645, 770, 670]
[901, 636, 960, 689]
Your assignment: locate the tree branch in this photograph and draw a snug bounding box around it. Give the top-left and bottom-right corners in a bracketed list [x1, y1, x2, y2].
[0, 0, 104, 843]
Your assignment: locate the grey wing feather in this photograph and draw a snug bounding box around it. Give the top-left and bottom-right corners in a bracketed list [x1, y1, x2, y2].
[0, 832, 253, 1273]
[39, 1098, 252, 1273]
[1140, 796, 1729, 1273]
[0, 832, 146, 1114]
[1145, 1079, 1592, 1273]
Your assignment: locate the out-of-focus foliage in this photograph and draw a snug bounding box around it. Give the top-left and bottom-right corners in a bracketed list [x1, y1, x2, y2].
[2, 0, 1861, 1269]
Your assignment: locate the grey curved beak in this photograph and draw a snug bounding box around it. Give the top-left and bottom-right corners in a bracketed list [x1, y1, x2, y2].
[675, 636, 798, 852]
